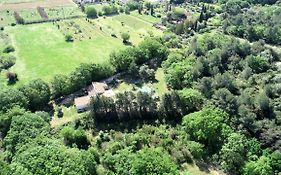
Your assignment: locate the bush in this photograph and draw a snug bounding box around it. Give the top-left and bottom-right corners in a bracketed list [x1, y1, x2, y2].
[3, 45, 15, 53]
[187, 141, 204, 159]
[6, 72, 18, 84]
[131, 147, 178, 175]
[246, 55, 269, 73]
[178, 88, 204, 113]
[61, 126, 90, 149]
[121, 32, 130, 43]
[0, 55, 16, 69]
[0, 89, 28, 112]
[102, 5, 119, 16]
[119, 7, 124, 13]
[86, 6, 98, 18]
[125, 6, 130, 14]
[139, 64, 155, 81]
[65, 34, 74, 42]
[20, 79, 51, 111]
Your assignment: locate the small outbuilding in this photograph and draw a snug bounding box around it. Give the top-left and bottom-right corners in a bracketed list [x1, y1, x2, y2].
[74, 82, 114, 112]
[88, 82, 108, 96]
[74, 96, 90, 113]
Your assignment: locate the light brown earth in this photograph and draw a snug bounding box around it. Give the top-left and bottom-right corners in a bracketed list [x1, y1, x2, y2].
[0, 0, 75, 11]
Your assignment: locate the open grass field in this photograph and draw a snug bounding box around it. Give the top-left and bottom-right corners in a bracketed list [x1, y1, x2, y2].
[130, 11, 161, 23]
[2, 12, 161, 84]
[7, 20, 124, 83]
[94, 14, 162, 44]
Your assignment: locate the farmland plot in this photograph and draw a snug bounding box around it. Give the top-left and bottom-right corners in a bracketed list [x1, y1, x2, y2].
[7, 21, 124, 83]
[0, 0, 75, 10]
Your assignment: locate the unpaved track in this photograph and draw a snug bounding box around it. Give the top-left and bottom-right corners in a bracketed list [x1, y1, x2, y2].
[0, 0, 75, 11]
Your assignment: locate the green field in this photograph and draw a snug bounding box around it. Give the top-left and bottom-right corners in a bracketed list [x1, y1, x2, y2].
[5, 13, 161, 84]
[8, 21, 123, 83]
[94, 14, 162, 44]
[130, 11, 161, 23]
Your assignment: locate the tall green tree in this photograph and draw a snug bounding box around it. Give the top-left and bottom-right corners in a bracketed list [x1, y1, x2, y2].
[20, 79, 51, 111]
[182, 106, 233, 153]
[3, 113, 50, 161]
[0, 89, 28, 112]
[130, 147, 178, 175]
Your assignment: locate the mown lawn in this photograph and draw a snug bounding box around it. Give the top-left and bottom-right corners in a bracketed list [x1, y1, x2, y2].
[6, 13, 162, 84]
[8, 21, 124, 84]
[130, 11, 161, 24]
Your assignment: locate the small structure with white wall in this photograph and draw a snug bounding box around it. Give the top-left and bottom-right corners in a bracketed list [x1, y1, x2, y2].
[74, 81, 114, 112]
[74, 96, 91, 113]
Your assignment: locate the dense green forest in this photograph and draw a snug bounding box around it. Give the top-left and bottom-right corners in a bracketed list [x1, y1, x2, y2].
[0, 0, 281, 174]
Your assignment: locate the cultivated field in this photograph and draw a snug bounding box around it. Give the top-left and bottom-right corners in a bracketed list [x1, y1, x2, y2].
[0, 0, 74, 10]
[0, 6, 84, 26]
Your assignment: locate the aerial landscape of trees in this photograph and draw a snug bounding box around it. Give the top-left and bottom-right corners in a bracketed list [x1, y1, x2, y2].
[0, 0, 281, 174]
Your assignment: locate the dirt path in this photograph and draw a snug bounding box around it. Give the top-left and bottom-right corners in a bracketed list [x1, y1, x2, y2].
[0, 0, 75, 11]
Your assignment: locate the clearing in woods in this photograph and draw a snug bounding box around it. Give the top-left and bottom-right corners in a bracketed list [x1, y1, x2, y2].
[5, 13, 161, 84]
[7, 20, 124, 84]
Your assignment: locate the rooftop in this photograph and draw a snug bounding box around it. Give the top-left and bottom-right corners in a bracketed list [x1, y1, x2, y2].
[74, 96, 90, 107]
[89, 82, 108, 96]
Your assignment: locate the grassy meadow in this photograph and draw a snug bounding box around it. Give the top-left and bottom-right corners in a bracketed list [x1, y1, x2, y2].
[5, 13, 161, 84]
[7, 21, 123, 83]
[94, 14, 162, 44]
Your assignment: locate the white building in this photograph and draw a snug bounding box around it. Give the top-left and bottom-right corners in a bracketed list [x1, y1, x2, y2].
[74, 96, 91, 113]
[74, 82, 114, 112]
